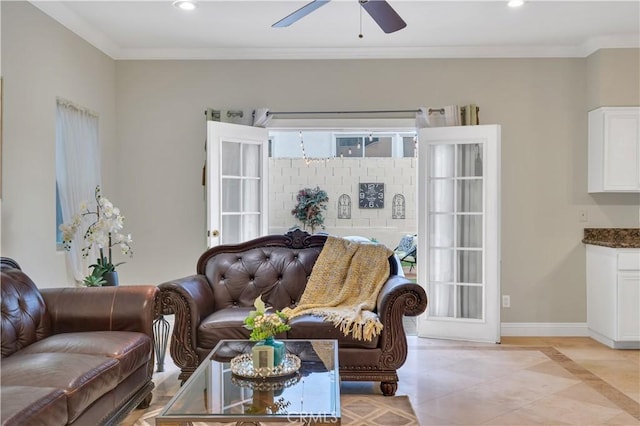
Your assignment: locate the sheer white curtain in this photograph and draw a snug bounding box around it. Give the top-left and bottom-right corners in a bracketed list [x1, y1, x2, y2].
[242, 143, 261, 241]
[457, 144, 483, 319]
[415, 106, 460, 128]
[252, 108, 271, 128]
[428, 144, 455, 317]
[56, 99, 101, 282]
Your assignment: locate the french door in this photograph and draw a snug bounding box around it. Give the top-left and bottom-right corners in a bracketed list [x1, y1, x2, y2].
[417, 125, 501, 343]
[206, 121, 269, 247]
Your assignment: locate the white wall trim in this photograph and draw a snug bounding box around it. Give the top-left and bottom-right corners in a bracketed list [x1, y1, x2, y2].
[501, 322, 589, 337]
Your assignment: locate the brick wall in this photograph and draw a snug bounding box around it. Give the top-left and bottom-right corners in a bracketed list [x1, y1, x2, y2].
[268, 157, 417, 250]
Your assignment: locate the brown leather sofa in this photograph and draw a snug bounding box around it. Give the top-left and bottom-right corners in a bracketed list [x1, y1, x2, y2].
[0, 257, 158, 426]
[159, 230, 427, 396]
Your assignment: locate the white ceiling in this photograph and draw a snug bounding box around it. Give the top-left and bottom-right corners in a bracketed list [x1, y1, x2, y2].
[31, 0, 640, 60]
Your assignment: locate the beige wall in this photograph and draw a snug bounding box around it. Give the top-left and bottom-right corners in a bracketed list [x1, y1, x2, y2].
[586, 48, 640, 110]
[1, 2, 117, 286]
[114, 55, 638, 323]
[2, 3, 638, 324]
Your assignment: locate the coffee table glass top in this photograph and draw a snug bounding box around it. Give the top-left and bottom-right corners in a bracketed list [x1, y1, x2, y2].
[157, 339, 340, 424]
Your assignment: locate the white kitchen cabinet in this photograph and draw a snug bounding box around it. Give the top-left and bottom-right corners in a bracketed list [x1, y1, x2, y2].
[588, 107, 640, 193]
[586, 245, 640, 349]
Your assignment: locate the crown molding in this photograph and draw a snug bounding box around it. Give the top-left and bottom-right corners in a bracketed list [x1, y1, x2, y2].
[31, 1, 640, 61]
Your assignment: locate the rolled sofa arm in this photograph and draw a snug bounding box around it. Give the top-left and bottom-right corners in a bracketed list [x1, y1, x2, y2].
[376, 276, 427, 319]
[40, 286, 159, 339]
[158, 275, 213, 381]
[375, 275, 428, 369]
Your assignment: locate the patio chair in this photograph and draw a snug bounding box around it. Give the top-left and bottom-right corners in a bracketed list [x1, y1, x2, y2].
[394, 234, 417, 272]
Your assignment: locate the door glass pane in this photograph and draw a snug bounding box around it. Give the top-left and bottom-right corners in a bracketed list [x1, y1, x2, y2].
[456, 180, 482, 212]
[221, 215, 241, 244]
[429, 144, 454, 177]
[457, 144, 483, 177]
[430, 180, 454, 212]
[222, 142, 241, 176]
[429, 249, 453, 282]
[457, 285, 482, 319]
[243, 179, 260, 212]
[243, 144, 261, 178]
[430, 214, 454, 247]
[430, 284, 454, 317]
[457, 215, 482, 248]
[456, 250, 482, 283]
[222, 179, 241, 212]
[243, 214, 260, 241]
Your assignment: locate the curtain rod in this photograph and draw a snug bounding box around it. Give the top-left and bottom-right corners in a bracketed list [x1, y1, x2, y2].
[266, 108, 476, 116]
[267, 109, 421, 116]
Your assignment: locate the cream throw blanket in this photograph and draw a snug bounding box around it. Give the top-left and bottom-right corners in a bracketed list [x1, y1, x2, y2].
[282, 236, 393, 341]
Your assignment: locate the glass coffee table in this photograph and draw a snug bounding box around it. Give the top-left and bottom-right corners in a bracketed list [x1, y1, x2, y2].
[156, 339, 340, 425]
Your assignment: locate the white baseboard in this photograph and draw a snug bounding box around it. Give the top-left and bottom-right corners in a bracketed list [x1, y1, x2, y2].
[501, 322, 589, 337]
[588, 329, 640, 349]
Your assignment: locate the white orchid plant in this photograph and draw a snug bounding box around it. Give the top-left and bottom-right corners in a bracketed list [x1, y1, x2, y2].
[59, 186, 133, 283]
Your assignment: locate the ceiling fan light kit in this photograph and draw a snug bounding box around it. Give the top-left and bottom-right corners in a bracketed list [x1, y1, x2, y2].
[273, 0, 407, 34]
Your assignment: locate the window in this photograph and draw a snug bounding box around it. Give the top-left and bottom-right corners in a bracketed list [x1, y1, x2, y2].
[336, 137, 362, 157]
[267, 129, 416, 159]
[364, 136, 392, 157]
[335, 135, 393, 157]
[403, 136, 417, 158]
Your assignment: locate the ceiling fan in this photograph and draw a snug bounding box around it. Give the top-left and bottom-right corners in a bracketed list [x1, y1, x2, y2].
[273, 0, 407, 34]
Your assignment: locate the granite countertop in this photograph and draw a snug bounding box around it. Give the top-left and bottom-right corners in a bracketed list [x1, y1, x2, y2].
[582, 228, 640, 248]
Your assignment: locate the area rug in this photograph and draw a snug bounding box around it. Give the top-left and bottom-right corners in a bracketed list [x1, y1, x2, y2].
[126, 394, 418, 425]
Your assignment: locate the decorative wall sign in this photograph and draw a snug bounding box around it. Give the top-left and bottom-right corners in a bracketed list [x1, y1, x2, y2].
[359, 183, 384, 209]
[338, 194, 351, 219]
[392, 194, 405, 219]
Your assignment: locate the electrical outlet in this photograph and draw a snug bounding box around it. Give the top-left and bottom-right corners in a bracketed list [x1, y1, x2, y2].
[579, 209, 588, 222]
[502, 295, 511, 308]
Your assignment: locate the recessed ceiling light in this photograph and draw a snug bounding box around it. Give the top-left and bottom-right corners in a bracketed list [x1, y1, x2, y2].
[507, 0, 525, 7]
[173, 0, 196, 11]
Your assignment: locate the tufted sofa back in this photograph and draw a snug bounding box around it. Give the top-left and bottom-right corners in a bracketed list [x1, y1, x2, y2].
[1, 258, 51, 358]
[203, 246, 322, 312]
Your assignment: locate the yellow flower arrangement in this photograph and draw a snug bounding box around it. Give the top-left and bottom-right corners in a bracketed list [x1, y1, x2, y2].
[243, 298, 291, 341]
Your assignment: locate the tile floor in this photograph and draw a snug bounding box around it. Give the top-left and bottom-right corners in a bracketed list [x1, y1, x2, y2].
[397, 336, 639, 425]
[131, 334, 638, 425]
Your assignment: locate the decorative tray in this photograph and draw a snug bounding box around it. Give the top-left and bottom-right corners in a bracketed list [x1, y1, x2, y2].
[230, 353, 301, 379]
[231, 373, 301, 391]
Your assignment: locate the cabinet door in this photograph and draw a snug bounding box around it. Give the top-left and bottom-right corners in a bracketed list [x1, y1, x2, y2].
[617, 271, 640, 341]
[603, 110, 640, 191]
[588, 107, 640, 193]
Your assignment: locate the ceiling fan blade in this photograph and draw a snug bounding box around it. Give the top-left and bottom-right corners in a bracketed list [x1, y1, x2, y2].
[272, 0, 331, 28]
[360, 0, 407, 34]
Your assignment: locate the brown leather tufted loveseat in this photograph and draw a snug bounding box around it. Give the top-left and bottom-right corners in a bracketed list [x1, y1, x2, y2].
[0, 257, 158, 426]
[159, 230, 427, 396]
